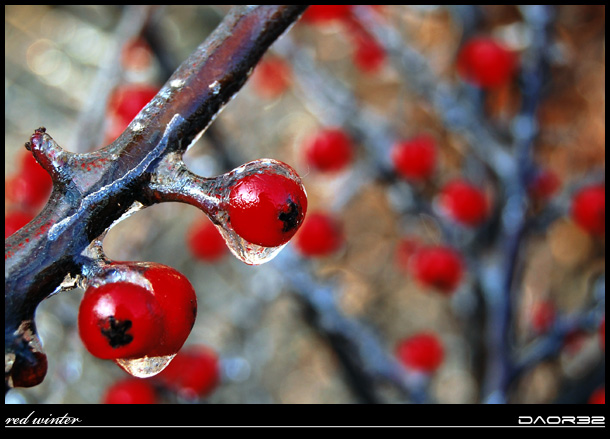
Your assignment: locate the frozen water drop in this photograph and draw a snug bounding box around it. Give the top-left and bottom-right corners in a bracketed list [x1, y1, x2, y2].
[216, 225, 287, 265]
[114, 354, 176, 378]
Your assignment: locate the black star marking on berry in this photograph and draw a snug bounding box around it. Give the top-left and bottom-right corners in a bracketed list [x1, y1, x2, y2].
[278, 199, 301, 233]
[100, 316, 134, 348]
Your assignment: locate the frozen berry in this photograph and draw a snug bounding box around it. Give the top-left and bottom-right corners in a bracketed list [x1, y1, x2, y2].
[227, 170, 307, 247]
[78, 263, 197, 360]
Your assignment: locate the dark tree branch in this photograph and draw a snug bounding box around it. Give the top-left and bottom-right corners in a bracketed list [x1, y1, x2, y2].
[5, 5, 308, 391]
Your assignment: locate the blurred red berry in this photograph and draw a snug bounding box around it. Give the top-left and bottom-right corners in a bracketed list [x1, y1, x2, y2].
[396, 332, 444, 373]
[106, 84, 159, 142]
[457, 37, 517, 89]
[250, 57, 292, 99]
[156, 345, 220, 400]
[5, 151, 53, 210]
[103, 378, 157, 404]
[394, 236, 421, 273]
[563, 329, 587, 356]
[187, 219, 227, 263]
[304, 128, 354, 173]
[352, 34, 386, 73]
[439, 179, 489, 227]
[5, 210, 34, 238]
[571, 184, 605, 236]
[300, 5, 353, 24]
[588, 387, 605, 404]
[294, 211, 343, 257]
[391, 135, 437, 182]
[411, 245, 463, 294]
[120, 38, 154, 72]
[528, 170, 561, 202]
[530, 300, 556, 334]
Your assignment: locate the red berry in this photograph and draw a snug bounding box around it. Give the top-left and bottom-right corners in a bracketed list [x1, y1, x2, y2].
[528, 169, 561, 202]
[304, 128, 353, 173]
[187, 219, 227, 262]
[300, 5, 353, 24]
[227, 170, 308, 247]
[396, 332, 444, 373]
[106, 84, 159, 141]
[394, 236, 421, 273]
[439, 179, 489, 227]
[156, 345, 220, 400]
[250, 57, 292, 99]
[410, 245, 463, 294]
[571, 184, 605, 236]
[78, 282, 165, 360]
[78, 263, 197, 360]
[102, 378, 157, 404]
[457, 37, 517, 89]
[563, 330, 586, 356]
[143, 264, 198, 357]
[120, 38, 154, 73]
[391, 135, 437, 182]
[588, 387, 605, 405]
[530, 300, 556, 334]
[5, 151, 53, 210]
[294, 211, 343, 257]
[352, 34, 386, 73]
[5, 210, 34, 238]
[10, 350, 48, 388]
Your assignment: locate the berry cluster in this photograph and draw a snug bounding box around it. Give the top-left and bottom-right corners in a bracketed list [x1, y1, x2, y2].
[78, 262, 197, 374]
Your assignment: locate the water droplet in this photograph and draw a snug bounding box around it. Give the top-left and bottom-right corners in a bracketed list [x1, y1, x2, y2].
[114, 354, 176, 378]
[216, 225, 287, 265]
